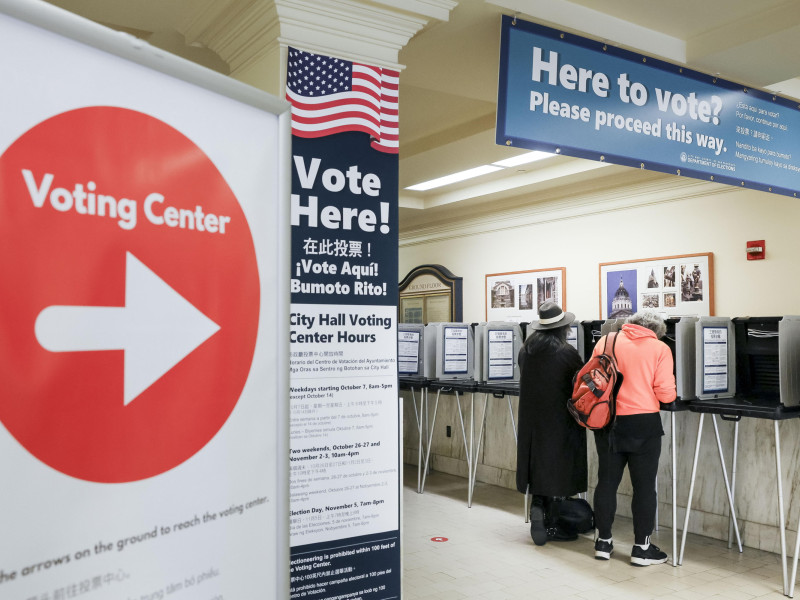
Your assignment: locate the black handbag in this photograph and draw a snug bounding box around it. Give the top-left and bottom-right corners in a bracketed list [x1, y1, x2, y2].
[549, 497, 594, 534]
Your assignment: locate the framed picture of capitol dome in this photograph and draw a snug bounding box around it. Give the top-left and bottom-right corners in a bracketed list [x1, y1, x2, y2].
[599, 253, 713, 319]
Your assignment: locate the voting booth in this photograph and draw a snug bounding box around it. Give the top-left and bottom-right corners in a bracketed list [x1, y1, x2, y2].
[432, 322, 476, 381]
[660, 316, 700, 401]
[398, 323, 433, 378]
[566, 319, 584, 356]
[474, 321, 523, 383]
[579, 319, 605, 361]
[733, 315, 800, 406]
[694, 317, 736, 400]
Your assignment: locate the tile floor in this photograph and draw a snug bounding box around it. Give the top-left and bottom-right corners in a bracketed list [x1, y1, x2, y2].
[402, 469, 790, 599]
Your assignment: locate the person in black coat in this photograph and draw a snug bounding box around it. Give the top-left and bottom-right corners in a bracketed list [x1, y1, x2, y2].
[516, 301, 586, 545]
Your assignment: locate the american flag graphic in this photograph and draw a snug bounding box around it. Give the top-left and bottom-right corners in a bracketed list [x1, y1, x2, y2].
[286, 47, 399, 154]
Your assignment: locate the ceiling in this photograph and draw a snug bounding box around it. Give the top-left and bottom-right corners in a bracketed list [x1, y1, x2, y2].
[41, 0, 800, 235]
[395, 0, 800, 234]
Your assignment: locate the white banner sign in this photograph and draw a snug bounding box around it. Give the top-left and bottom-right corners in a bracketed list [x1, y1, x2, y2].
[0, 3, 289, 598]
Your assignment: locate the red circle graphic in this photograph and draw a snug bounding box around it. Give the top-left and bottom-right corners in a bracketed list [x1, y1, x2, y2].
[0, 107, 260, 482]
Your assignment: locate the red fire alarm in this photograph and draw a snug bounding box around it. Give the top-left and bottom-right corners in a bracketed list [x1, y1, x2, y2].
[746, 240, 765, 260]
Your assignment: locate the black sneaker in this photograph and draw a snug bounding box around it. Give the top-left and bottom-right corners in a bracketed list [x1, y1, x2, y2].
[630, 541, 667, 566]
[530, 504, 547, 546]
[594, 538, 613, 560]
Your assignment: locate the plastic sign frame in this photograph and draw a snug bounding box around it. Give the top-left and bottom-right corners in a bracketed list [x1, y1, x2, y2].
[497, 15, 800, 198]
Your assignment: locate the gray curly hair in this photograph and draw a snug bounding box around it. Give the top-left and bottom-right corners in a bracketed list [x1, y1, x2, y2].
[627, 311, 667, 339]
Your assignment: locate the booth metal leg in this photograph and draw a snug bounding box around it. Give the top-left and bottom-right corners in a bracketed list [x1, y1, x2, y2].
[507, 395, 518, 444]
[455, 392, 472, 506]
[671, 412, 677, 567]
[789, 487, 800, 598]
[468, 393, 490, 509]
[469, 393, 474, 507]
[774, 421, 788, 596]
[411, 388, 423, 493]
[424, 388, 430, 476]
[711, 416, 742, 552]
[792, 538, 800, 598]
[455, 392, 475, 507]
[655, 474, 659, 532]
[420, 390, 440, 494]
[679, 413, 704, 565]
[504, 394, 528, 521]
[728, 421, 739, 548]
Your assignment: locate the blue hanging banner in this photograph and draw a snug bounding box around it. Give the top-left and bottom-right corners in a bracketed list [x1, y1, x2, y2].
[497, 15, 800, 198]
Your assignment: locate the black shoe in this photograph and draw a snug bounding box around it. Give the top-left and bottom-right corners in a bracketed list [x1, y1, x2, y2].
[630, 540, 667, 566]
[546, 526, 577, 542]
[594, 538, 613, 560]
[530, 504, 547, 546]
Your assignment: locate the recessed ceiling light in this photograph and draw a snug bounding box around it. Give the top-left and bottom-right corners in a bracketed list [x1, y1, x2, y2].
[492, 150, 553, 168]
[405, 165, 503, 191]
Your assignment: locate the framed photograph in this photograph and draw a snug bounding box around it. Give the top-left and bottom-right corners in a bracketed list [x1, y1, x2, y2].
[486, 268, 566, 321]
[599, 253, 713, 319]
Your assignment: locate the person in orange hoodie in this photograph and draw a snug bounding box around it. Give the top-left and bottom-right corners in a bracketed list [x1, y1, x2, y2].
[591, 311, 676, 566]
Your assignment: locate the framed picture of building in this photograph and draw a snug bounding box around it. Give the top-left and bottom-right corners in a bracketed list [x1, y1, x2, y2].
[599, 253, 713, 319]
[485, 268, 566, 322]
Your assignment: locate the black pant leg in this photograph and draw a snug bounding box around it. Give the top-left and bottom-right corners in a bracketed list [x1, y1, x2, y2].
[593, 429, 627, 539]
[626, 435, 662, 544]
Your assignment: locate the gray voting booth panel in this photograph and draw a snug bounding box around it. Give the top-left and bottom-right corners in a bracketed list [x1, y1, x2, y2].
[778, 316, 800, 406]
[398, 323, 426, 377]
[422, 323, 440, 378]
[473, 323, 486, 382]
[567, 320, 584, 358]
[695, 317, 736, 400]
[674, 316, 699, 400]
[600, 318, 626, 336]
[434, 322, 475, 381]
[478, 322, 523, 383]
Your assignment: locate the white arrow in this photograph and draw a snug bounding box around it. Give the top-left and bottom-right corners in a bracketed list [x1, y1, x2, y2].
[35, 252, 220, 406]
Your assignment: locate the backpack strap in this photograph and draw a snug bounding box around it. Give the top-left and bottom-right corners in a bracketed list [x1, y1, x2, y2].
[608, 331, 624, 405]
[581, 372, 602, 397]
[602, 331, 619, 357]
[608, 331, 619, 360]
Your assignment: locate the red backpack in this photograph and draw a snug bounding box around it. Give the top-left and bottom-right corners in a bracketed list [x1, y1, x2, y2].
[567, 332, 624, 429]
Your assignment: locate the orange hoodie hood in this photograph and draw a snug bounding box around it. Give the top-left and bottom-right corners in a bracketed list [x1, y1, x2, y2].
[621, 323, 657, 341]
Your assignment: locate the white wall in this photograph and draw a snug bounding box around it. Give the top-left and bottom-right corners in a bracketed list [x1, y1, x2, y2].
[400, 178, 800, 321]
[399, 173, 800, 555]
